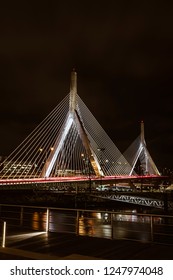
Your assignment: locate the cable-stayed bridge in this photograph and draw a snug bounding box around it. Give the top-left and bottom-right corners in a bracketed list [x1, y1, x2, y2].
[0, 70, 162, 187]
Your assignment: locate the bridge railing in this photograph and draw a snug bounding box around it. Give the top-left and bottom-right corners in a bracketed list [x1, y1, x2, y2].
[0, 203, 173, 245]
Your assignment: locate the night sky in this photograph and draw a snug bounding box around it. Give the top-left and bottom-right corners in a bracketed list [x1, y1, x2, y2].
[0, 1, 172, 171]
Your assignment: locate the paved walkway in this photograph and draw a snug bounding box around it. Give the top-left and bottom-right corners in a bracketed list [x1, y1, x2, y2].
[1, 229, 173, 260]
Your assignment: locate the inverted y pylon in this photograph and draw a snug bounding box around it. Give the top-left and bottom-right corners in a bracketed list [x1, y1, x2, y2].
[124, 121, 160, 176]
[41, 70, 101, 178]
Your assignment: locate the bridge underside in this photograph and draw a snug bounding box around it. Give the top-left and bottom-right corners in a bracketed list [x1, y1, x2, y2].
[0, 176, 172, 210]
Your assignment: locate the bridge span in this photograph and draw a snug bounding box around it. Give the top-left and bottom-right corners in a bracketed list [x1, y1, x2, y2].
[89, 193, 173, 209]
[0, 174, 168, 186]
[0, 174, 172, 210]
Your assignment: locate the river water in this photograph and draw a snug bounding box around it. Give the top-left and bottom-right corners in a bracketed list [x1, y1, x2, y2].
[29, 208, 165, 243]
[1, 204, 173, 243]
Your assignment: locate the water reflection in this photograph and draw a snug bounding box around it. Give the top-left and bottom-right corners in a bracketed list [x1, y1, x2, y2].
[28, 208, 169, 242]
[78, 211, 152, 240]
[79, 214, 94, 236]
[48, 211, 76, 233]
[32, 211, 46, 231]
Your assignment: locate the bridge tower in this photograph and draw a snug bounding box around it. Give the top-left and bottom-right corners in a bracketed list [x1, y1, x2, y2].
[128, 121, 160, 176]
[0, 70, 136, 179]
[41, 69, 102, 178]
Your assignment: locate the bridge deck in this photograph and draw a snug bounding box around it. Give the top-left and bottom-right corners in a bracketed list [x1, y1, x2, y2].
[0, 175, 168, 185]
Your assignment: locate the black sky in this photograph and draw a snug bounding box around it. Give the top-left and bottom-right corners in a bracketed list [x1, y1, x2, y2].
[0, 1, 173, 171]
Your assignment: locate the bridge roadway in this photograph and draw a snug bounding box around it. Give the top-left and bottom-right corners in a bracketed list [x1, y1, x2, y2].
[0, 174, 168, 186]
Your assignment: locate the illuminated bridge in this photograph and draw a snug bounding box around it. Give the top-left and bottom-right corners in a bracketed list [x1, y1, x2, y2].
[0, 70, 162, 188]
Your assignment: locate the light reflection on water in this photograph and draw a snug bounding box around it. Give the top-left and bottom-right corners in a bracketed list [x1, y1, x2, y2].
[32, 211, 47, 231]
[78, 211, 153, 240]
[30, 209, 163, 242]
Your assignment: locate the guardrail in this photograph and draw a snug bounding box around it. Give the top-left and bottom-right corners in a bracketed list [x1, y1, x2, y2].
[0, 203, 173, 244]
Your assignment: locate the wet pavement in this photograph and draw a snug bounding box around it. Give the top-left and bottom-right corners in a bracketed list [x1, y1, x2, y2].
[1, 228, 173, 260]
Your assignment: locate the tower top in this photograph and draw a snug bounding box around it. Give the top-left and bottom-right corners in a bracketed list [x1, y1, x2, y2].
[69, 70, 77, 112]
[140, 120, 146, 144]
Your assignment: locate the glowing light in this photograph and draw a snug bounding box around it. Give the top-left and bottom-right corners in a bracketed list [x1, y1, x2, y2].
[46, 208, 49, 233]
[2, 221, 6, 248]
